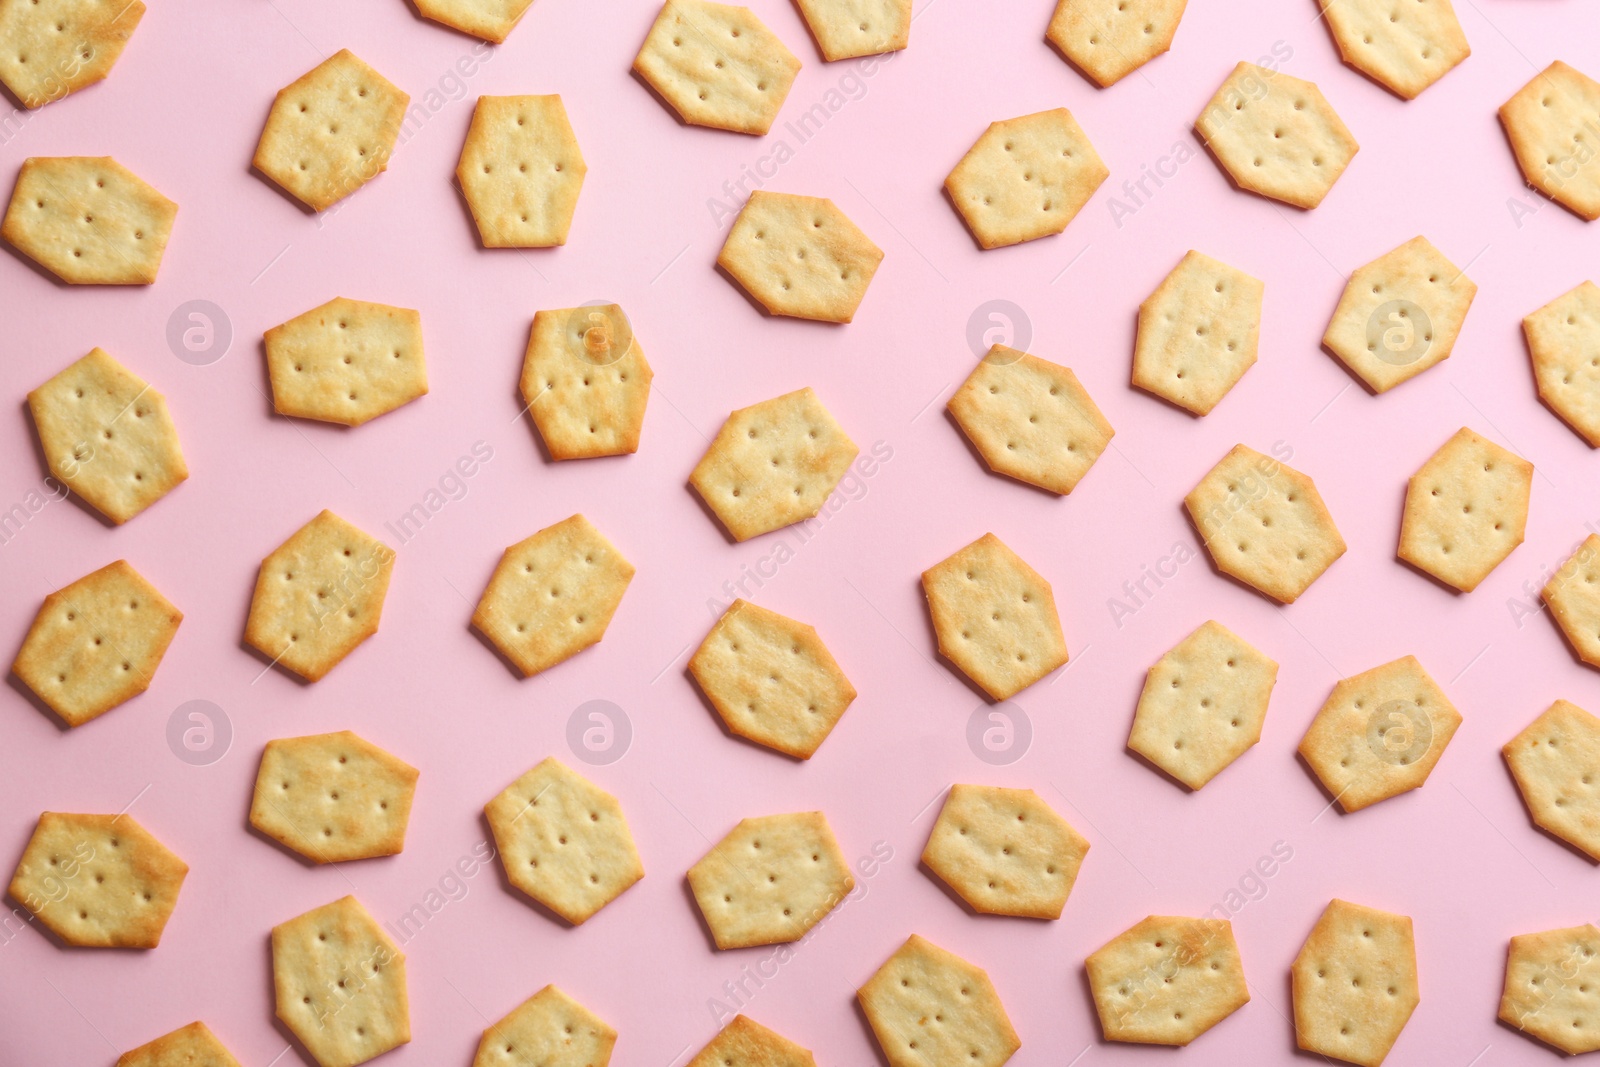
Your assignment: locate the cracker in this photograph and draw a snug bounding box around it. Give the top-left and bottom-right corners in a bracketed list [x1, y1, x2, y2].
[793, 0, 908, 62]
[690, 387, 859, 541]
[689, 598, 856, 759]
[117, 1021, 242, 1067]
[1, 155, 176, 283]
[1128, 620, 1278, 790]
[253, 50, 409, 212]
[1319, 0, 1468, 100]
[1525, 280, 1600, 447]
[264, 297, 428, 427]
[1503, 699, 1600, 862]
[1297, 655, 1461, 812]
[28, 347, 187, 523]
[1086, 915, 1249, 1045]
[251, 730, 419, 864]
[687, 1015, 815, 1067]
[1291, 899, 1419, 1066]
[947, 344, 1114, 495]
[857, 934, 1020, 1067]
[687, 811, 853, 949]
[12, 559, 181, 727]
[1542, 535, 1600, 669]
[1194, 62, 1358, 209]
[1499, 61, 1600, 222]
[457, 95, 586, 248]
[1322, 235, 1476, 393]
[633, 0, 800, 135]
[485, 757, 644, 925]
[716, 190, 883, 322]
[245, 511, 394, 683]
[1132, 250, 1263, 416]
[1500, 923, 1600, 1054]
[414, 0, 534, 44]
[921, 784, 1089, 919]
[1397, 426, 1531, 592]
[1045, 0, 1187, 88]
[1185, 444, 1345, 604]
[945, 108, 1108, 249]
[474, 985, 616, 1067]
[472, 514, 635, 677]
[521, 305, 653, 459]
[922, 532, 1068, 700]
[272, 895, 409, 1067]
[0, 0, 144, 108]
[7, 812, 187, 948]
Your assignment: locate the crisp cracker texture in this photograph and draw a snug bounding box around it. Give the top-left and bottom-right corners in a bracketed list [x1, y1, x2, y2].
[265, 297, 428, 427]
[1500, 61, 1600, 222]
[245, 510, 394, 683]
[947, 345, 1114, 495]
[117, 1021, 242, 1067]
[687, 811, 853, 949]
[486, 757, 644, 925]
[28, 347, 187, 523]
[945, 108, 1107, 249]
[1542, 535, 1600, 669]
[1132, 250, 1263, 416]
[0, 0, 144, 108]
[272, 896, 408, 1067]
[1397, 426, 1531, 592]
[922, 532, 1068, 700]
[1195, 62, 1357, 209]
[1322, 235, 1476, 393]
[687, 1015, 815, 1067]
[2, 156, 175, 283]
[1319, 0, 1469, 99]
[521, 305, 652, 459]
[1500, 924, 1600, 1055]
[1503, 699, 1600, 862]
[793, 0, 908, 62]
[1291, 899, 1419, 1066]
[690, 387, 859, 541]
[921, 784, 1089, 919]
[1128, 620, 1278, 790]
[12, 559, 181, 727]
[1046, 0, 1187, 87]
[472, 514, 635, 677]
[1298, 655, 1461, 812]
[1086, 915, 1249, 1045]
[251, 730, 419, 864]
[474, 985, 616, 1067]
[1526, 280, 1600, 447]
[8, 812, 187, 948]
[858, 934, 1020, 1067]
[633, 0, 800, 135]
[253, 50, 409, 212]
[1185, 444, 1345, 604]
[457, 95, 586, 247]
[717, 190, 882, 322]
[414, 0, 534, 44]
[689, 598, 856, 759]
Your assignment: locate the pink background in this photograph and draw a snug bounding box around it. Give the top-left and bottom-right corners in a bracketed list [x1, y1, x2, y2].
[1, 0, 1597, 1063]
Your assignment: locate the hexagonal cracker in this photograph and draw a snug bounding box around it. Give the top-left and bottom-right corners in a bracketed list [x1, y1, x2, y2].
[1194, 62, 1357, 210]
[473, 985, 616, 1067]
[7, 812, 187, 948]
[1085, 915, 1249, 1045]
[920, 784, 1089, 919]
[413, 0, 534, 44]
[1500, 923, 1600, 1054]
[1185, 444, 1346, 604]
[1525, 280, 1600, 446]
[272, 895, 409, 1067]
[945, 108, 1108, 249]
[472, 514, 635, 678]
[0, 0, 145, 109]
[1132, 250, 1263, 416]
[264, 298, 428, 427]
[947, 345, 1114, 495]
[251, 730, 419, 864]
[521, 304, 652, 459]
[687, 1015, 814, 1067]
[792, 0, 909, 62]
[1317, 0, 1469, 100]
[1291, 899, 1419, 1066]
[1046, 0, 1187, 88]
[457, 94, 586, 248]
[485, 757, 644, 925]
[1503, 699, 1600, 862]
[1500, 61, 1600, 222]
[858, 935, 1020, 1067]
[117, 1021, 242, 1067]
[717, 191, 882, 322]
[687, 811, 853, 949]
[253, 50, 409, 212]
[1128, 620, 1278, 790]
[1297, 655, 1461, 813]
[1, 156, 176, 283]
[1397, 427, 1531, 592]
[244, 511, 395, 683]
[633, 0, 800, 135]
[1542, 535, 1600, 670]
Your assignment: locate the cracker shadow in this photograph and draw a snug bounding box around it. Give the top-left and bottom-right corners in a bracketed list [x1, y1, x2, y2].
[249, 161, 320, 218]
[0, 235, 72, 288]
[940, 407, 1064, 501]
[1193, 132, 1319, 214]
[475, 809, 579, 929]
[681, 663, 807, 764]
[1499, 751, 1600, 867]
[1178, 502, 1312, 607]
[850, 992, 895, 1067]
[19, 398, 116, 529]
[909, 573, 1004, 705]
[6, 673, 73, 733]
[681, 481, 741, 546]
[245, 816, 323, 871]
[679, 874, 723, 953]
[628, 67, 696, 133]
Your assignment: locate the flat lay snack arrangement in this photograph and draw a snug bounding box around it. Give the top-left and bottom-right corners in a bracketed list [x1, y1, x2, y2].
[4, 0, 1600, 1062]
